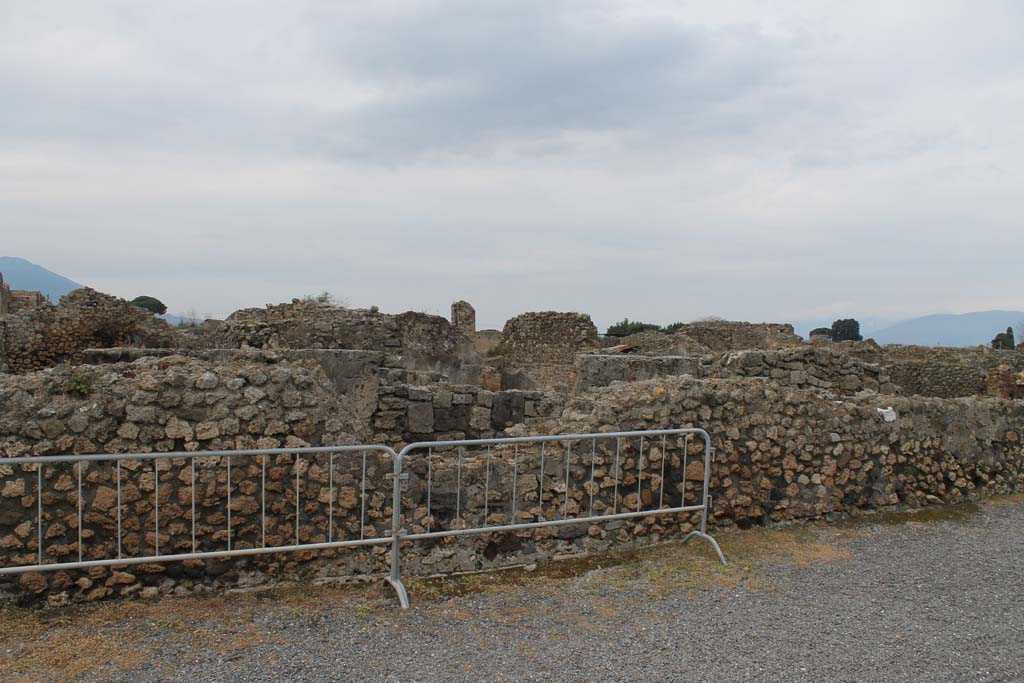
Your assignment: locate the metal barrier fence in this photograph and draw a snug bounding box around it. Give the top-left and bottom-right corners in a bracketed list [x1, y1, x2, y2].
[0, 429, 725, 608]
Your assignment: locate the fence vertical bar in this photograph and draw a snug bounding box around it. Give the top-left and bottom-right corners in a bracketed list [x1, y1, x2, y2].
[456, 447, 463, 523]
[77, 462, 83, 563]
[388, 450, 409, 609]
[562, 442, 571, 519]
[588, 438, 597, 516]
[511, 444, 519, 519]
[658, 433, 667, 509]
[328, 454, 334, 543]
[426, 448, 433, 532]
[117, 460, 122, 558]
[154, 459, 160, 556]
[261, 454, 267, 548]
[681, 434, 689, 507]
[483, 445, 491, 526]
[699, 436, 711, 534]
[681, 431, 727, 565]
[612, 438, 621, 514]
[295, 453, 301, 546]
[636, 434, 645, 513]
[360, 451, 367, 540]
[226, 454, 232, 552]
[36, 465, 42, 565]
[190, 457, 196, 554]
[538, 442, 546, 514]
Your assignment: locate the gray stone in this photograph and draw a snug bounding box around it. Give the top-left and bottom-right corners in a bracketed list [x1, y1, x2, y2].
[408, 402, 434, 434]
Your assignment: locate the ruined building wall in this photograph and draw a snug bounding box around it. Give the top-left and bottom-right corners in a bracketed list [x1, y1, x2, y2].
[600, 330, 710, 355]
[492, 312, 600, 392]
[550, 376, 1023, 527]
[672, 321, 803, 352]
[450, 301, 476, 337]
[709, 347, 900, 395]
[850, 345, 1024, 399]
[2, 288, 182, 374]
[574, 354, 704, 393]
[372, 382, 562, 448]
[208, 302, 481, 380]
[9, 290, 46, 312]
[574, 346, 899, 396]
[2, 366, 1022, 602]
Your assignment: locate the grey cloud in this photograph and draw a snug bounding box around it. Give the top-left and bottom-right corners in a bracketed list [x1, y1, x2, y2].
[304, 2, 805, 161]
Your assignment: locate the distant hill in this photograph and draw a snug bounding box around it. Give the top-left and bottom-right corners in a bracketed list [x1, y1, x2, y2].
[158, 313, 205, 327]
[867, 311, 1024, 347]
[0, 256, 83, 303]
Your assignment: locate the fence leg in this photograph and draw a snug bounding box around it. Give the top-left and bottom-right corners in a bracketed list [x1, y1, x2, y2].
[386, 455, 410, 609]
[682, 496, 727, 565]
[682, 442, 727, 565]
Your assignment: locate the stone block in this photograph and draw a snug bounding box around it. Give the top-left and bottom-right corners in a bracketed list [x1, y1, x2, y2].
[408, 402, 434, 434]
[469, 406, 491, 431]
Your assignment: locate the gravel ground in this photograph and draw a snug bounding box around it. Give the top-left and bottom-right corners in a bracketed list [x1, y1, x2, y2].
[6, 498, 1023, 683]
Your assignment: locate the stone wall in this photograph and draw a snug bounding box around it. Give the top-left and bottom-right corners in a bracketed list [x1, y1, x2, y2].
[985, 365, 1024, 400]
[711, 347, 900, 395]
[372, 382, 562, 448]
[450, 301, 475, 336]
[81, 347, 396, 434]
[2, 288, 182, 374]
[9, 290, 46, 312]
[574, 354, 703, 393]
[474, 329, 502, 357]
[600, 330, 710, 355]
[492, 312, 600, 392]
[2, 361, 1022, 603]
[547, 376, 1024, 527]
[672, 321, 803, 352]
[573, 346, 898, 396]
[208, 301, 481, 380]
[860, 345, 1024, 398]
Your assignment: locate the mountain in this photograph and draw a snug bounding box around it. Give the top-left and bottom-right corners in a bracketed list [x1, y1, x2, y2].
[0, 256, 83, 303]
[867, 311, 1024, 347]
[158, 313, 205, 327]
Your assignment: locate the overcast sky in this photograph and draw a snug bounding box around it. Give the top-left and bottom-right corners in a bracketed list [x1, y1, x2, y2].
[1, 1, 1021, 330]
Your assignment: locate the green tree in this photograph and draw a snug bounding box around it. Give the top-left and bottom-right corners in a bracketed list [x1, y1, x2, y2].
[130, 296, 167, 315]
[606, 318, 661, 337]
[992, 326, 1016, 350]
[830, 319, 862, 342]
[809, 327, 832, 338]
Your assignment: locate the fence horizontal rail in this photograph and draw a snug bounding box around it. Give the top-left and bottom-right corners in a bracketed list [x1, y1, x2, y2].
[1, 429, 725, 608]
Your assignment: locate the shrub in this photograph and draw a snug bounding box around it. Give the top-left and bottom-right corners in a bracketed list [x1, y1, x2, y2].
[130, 296, 167, 315]
[301, 291, 348, 307]
[65, 369, 93, 398]
[809, 327, 832, 338]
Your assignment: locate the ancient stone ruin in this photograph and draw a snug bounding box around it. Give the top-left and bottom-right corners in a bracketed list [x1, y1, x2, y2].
[0, 277, 1021, 603]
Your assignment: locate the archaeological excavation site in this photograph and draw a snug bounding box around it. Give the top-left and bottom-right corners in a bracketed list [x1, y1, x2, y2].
[1, 275, 1022, 606]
